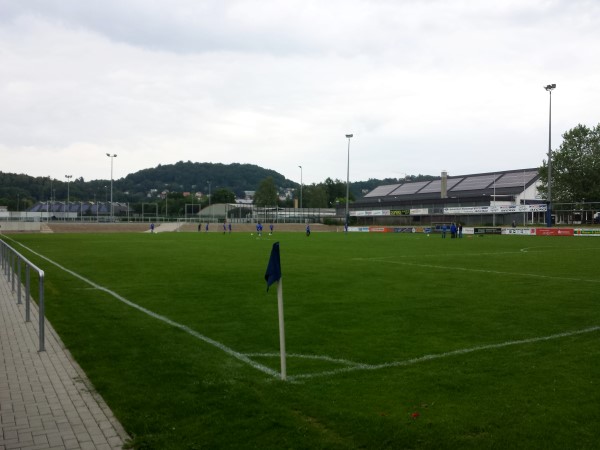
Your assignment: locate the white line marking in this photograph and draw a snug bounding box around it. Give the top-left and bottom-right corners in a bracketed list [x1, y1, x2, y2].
[9, 239, 280, 379]
[286, 326, 600, 381]
[245, 352, 365, 368]
[361, 258, 600, 284]
[354, 251, 526, 260]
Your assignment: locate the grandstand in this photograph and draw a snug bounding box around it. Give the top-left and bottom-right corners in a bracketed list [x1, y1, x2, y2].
[347, 168, 543, 226]
[25, 202, 131, 221]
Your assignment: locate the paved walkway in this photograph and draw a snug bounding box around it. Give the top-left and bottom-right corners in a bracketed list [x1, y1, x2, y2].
[147, 222, 182, 233]
[0, 272, 128, 449]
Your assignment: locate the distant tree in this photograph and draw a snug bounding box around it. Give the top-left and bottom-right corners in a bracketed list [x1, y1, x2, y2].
[211, 188, 236, 204]
[162, 192, 185, 217]
[324, 177, 353, 206]
[538, 123, 600, 203]
[304, 184, 328, 208]
[254, 177, 278, 206]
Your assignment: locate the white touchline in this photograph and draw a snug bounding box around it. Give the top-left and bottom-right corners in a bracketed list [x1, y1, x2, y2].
[286, 325, 600, 381]
[9, 239, 280, 379]
[365, 258, 600, 284]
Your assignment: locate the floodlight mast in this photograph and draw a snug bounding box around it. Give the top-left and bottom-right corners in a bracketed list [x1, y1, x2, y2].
[298, 165, 303, 210]
[65, 175, 72, 218]
[544, 84, 556, 227]
[345, 134, 353, 230]
[106, 153, 117, 221]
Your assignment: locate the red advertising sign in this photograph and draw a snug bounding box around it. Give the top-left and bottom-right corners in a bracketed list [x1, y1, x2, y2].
[368, 227, 390, 233]
[535, 228, 574, 236]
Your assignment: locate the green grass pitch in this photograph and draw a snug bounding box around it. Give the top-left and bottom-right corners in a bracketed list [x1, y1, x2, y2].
[7, 231, 600, 449]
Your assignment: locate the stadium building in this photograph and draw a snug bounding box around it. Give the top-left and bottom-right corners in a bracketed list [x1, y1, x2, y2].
[346, 168, 546, 227]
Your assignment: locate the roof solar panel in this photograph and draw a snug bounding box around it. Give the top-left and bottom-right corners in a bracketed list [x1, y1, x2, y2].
[389, 181, 431, 195]
[493, 170, 538, 188]
[451, 174, 499, 191]
[364, 184, 401, 197]
[418, 177, 464, 193]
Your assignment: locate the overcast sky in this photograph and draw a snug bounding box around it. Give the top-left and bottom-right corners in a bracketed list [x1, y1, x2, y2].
[1, 0, 599, 187]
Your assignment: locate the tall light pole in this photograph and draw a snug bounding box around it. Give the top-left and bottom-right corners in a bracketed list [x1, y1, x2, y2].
[492, 174, 496, 227]
[522, 170, 527, 225]
[189, 184, 196, 221]
[298, 165, 303, 209]
[65, 175, 72, 220]
[207, 180, 212, 222]
[544, 83, 556, 227]
[106, 153, 117, 221]
[345, 134, 353, 229]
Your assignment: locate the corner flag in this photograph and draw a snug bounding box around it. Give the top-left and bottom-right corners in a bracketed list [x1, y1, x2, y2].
[264, 242, 286, 380]
[265, 242, 281, 291]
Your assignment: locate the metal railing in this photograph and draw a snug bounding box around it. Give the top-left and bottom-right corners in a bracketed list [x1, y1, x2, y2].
[1, 238, 46, 352]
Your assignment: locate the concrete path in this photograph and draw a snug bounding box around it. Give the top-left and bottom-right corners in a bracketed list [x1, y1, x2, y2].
[0, 273, 128, 449]
[145, 222, 182, 233]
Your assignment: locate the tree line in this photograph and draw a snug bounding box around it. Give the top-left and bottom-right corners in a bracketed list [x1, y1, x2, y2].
[0, 160, 420, 213]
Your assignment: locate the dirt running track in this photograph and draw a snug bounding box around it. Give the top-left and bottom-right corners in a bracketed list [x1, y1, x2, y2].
[2, 222, 340, 233]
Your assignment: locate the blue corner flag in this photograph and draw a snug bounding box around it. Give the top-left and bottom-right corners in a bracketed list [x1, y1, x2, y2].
[265, 242, 281, 291]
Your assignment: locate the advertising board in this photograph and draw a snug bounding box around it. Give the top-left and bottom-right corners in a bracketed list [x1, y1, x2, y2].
[392, 227, 415, 233]
[444, 204, 547, 215]
[473, 227, 502, 235]
[574, 228, 600, 237]
[535, 228, 574, 236]
[502, 228, 536, 235]
[351, 210, 389, 217]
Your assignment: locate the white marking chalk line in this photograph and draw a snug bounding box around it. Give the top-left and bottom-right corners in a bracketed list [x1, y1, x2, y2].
[359, 257, 600, 284]
[245, 352, 365, 368]
[8, 238, 280, 379]
[286, 325, 600, 381]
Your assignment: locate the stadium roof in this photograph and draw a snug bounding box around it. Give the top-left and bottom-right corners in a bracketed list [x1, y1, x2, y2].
[358, 168, 540, 204]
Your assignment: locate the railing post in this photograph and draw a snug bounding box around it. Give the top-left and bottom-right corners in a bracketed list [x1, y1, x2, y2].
[25, 265, 31, 322]
[10, 251, 15, 290]
[17, 256, 22, 305]
[38, 271, 45, 352]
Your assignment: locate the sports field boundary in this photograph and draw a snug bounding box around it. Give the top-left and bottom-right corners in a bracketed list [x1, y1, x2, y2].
[7, 235, 599, 383]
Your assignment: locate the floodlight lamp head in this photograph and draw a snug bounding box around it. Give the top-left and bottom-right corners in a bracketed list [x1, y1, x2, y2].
[346, 134, 353, 138]
[544, 84, 556, 91]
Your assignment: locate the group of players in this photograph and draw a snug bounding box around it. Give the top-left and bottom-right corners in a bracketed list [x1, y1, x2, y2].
[150, 221, 312, 236]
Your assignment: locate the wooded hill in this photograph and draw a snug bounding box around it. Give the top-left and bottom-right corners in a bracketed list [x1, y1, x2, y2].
[0, 161, 435, 210]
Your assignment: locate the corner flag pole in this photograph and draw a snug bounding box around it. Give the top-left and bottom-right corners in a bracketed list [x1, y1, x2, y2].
[265, 242, 286, 380]
[277, 278, 286, 380]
